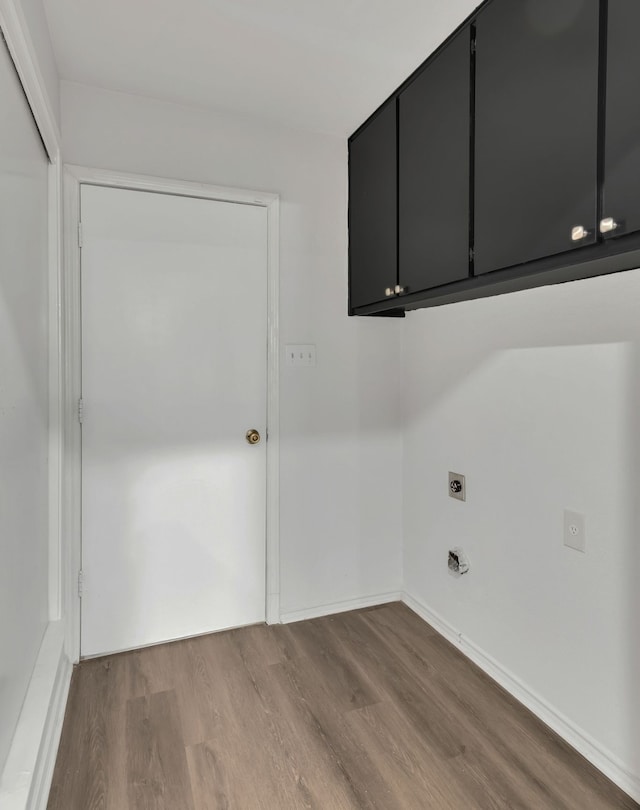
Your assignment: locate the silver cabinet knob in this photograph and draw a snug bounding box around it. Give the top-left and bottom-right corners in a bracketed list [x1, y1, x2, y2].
[600, 217, 619, 234]
[385, 287, 395, 297]
[395, 285, 406, 294]
[571, 225, 589, 242]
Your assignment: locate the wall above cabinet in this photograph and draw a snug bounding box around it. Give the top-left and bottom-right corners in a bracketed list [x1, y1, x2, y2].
[348, 0, 640, 317]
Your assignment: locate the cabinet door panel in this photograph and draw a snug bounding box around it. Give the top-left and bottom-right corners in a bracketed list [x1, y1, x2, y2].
[348, 102, 397, 309]
[399, 28, 471, 292]
[603, 0, 640, 239]
[474, 0, 599, 275]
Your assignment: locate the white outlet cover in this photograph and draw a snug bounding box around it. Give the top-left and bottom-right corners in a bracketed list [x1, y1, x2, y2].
[564, 509, 586, 553]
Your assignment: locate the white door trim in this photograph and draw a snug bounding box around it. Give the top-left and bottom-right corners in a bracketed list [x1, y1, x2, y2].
[63, 165, 281, 663]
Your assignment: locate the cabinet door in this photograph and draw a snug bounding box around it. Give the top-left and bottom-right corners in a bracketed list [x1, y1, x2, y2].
[348, 101, 397, 310]
[474, 0, 600, 275]
[399, 28, 471, 292]
[602, 0, 640, 240]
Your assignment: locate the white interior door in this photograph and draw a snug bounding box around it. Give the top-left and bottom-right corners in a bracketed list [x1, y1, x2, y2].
[80, 184, 268, 658]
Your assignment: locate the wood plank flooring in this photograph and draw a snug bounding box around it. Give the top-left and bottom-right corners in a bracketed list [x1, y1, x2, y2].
[47, 603, 638, 809]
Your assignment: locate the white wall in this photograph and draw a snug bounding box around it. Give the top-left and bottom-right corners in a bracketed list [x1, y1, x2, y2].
[0, 36, 50, 775]
[60, 81, 403, 616]
[403, 271, 640, 784]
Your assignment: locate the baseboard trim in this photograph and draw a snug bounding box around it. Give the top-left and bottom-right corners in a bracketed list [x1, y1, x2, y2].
[402, 591, 640, 805]
[280, 591, 403, 625]
[0, 621, 72, 810]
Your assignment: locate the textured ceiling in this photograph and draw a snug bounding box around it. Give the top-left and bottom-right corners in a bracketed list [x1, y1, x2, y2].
[43, 0, 479, 136]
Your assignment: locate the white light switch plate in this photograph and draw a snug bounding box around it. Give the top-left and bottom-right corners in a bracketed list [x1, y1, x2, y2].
[285, 344, 316, 367]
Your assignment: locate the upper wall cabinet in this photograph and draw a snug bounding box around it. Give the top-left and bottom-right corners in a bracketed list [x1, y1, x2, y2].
[348, 100, 397, 310]
[474, 0, 600, 275]
[399, 26, 471, 293]
[602, 0, 640, 240]
[348, 0, 640, 316]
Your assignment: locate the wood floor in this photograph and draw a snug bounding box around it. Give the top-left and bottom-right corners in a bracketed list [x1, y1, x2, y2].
[48, 603, 637, 810]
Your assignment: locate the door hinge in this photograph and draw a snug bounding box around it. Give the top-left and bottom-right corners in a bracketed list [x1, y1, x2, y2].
[77, 570, 84, 598]
[471, 39, 476, 55]
[78, 222, 83, 248]
[469, 247, 475, 262]
[77, 397, 84, 424]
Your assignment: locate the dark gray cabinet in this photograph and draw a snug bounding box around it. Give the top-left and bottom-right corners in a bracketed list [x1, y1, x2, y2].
[348, 0, 640, 316]
[602, 0, 640, 241]
[399, 26, 471, 293]
[474, 0, 600, 275]
[348, 100, 397, 311]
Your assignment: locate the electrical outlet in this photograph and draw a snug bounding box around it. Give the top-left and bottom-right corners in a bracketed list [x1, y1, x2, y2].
[448, 472, 466, 502]
[564, 510, 586, 553]
[285, 344, 316, 367]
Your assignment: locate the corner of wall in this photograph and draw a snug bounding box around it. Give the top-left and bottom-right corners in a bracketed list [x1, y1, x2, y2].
[401, 588, 640, 805]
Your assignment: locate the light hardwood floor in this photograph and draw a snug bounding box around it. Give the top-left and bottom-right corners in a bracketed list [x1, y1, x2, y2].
[48, 603, 638, 809]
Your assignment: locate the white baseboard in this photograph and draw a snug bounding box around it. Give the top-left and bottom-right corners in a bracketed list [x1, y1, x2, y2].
[280, 591, 403, 624]
[402, 591, 640, 805]
[0, 621, 72, 810]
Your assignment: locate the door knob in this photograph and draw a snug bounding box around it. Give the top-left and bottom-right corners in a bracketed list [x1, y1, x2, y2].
[385, 287, 395, 297]
[600, 217, 619, 234]
[571, 225, 589, 242]
[395, 285, 406, 294]
[246, 429, 261, 445]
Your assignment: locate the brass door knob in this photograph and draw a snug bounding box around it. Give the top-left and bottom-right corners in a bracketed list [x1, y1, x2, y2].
[246, 429, 261, 445]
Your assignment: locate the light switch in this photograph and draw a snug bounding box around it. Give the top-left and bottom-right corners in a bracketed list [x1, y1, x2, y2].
[285, 344, 316, 367]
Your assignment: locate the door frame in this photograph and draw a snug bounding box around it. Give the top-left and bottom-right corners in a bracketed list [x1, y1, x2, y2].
[63, 165, 281, 663]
